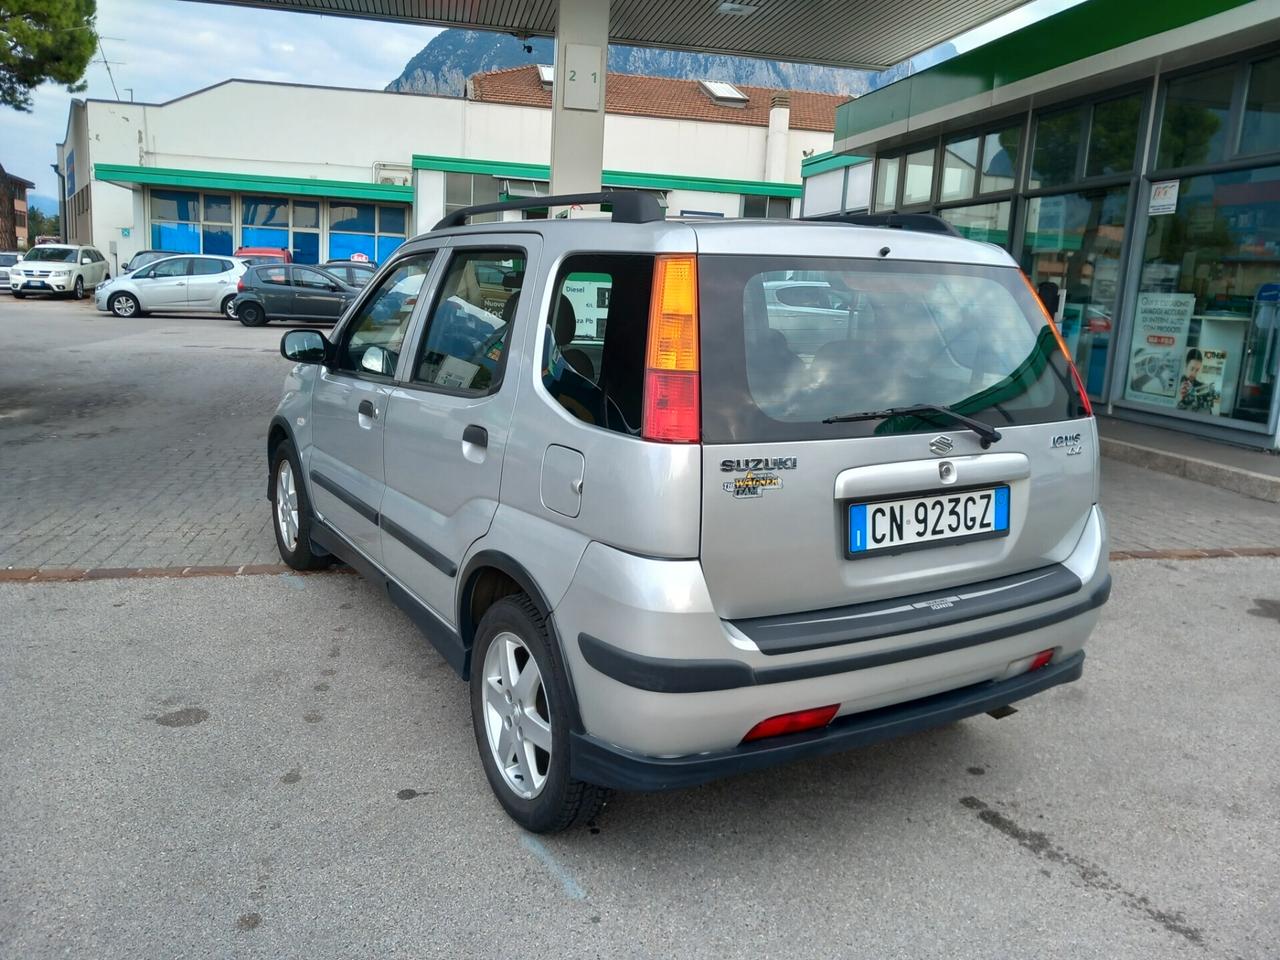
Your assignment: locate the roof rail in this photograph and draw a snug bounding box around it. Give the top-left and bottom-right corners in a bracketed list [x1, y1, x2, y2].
[808, 211, 962, 238]
[433, 191, 666, 230]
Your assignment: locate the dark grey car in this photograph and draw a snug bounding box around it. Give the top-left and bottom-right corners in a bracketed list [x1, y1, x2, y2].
[234, 264, 357, 327]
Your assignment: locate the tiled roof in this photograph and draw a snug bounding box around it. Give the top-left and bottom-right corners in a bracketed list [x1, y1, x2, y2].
[468, 65, 846, 132]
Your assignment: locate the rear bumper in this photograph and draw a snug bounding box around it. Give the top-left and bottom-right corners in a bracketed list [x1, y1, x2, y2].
[570, 652, 1084, 791]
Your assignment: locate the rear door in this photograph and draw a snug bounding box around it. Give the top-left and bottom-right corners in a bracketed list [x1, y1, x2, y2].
[255, 265, 294, 316]
[292, 266, 347, 321]
[379, 240, 531, 621]
[185, 257, 234, 309]
[697, 249, 1096, 621]
[307, 251, 439, 563]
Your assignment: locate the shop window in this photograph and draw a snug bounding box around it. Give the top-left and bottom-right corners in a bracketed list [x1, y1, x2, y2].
[1240, 55, 1280, 157]
[292, 200, 319, 230]
[1021, 186, 1130, 399]
[940, 136, 978, 201]
[330, 202, 375, 233]
[242, 195, 289, 227]
[202, 225, 233, 256]
[241, 227, 289, 248]
[329, 233, 376, 262]
[444, 174, 501, 223]
[938, 200, 1011, 247]
[1157, 66, 1236, 170]
[151, 222, 200, 253]
[203, 194, 232, 223]
[377, 236, 404, 263]
[873, 156, 899, 211]
[292, 232, 320, 264]
[980, 126, 1021, 194]
[1030, 106, 1084, 189]
[1086, 94, 1143, 177]
[901, 147, 934, 206]
[1128, 165, 1280, 426]
[151, 189, 199, 222]
[379, 205, 407, 235]
[742, 195, 792, 218]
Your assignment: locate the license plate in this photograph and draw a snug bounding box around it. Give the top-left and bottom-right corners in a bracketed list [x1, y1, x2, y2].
[23, 281, 49, 289]
[847, 485, 1010, 558]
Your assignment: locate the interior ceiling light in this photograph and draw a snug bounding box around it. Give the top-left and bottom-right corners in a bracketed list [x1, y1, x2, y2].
[717, 2, 758, 15]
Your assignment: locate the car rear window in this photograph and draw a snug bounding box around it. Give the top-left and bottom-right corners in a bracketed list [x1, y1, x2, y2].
[698, 255, 1080, 443]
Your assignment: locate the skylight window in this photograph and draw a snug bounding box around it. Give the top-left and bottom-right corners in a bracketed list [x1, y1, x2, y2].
[537, 64, 554, 88]
[699, 79, 749, 106]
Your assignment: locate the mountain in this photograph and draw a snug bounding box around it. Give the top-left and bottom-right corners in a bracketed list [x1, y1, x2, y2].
[865, 42, 958, 90]
[386, 29, 874, 98]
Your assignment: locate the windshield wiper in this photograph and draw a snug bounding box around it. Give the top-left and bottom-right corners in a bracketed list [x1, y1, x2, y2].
[822, 403, 1002, 447]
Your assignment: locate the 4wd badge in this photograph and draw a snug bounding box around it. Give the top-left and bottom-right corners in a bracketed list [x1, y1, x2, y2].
[723, 470, 783, 499]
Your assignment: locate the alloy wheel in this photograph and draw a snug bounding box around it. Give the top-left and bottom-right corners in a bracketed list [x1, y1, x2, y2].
[275, 458, 299, 552]
[481, 631, 553, 799]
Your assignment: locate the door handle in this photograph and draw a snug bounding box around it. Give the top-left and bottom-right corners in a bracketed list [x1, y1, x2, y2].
[358, 399, 377, 420]
[462, 424, 488, 448]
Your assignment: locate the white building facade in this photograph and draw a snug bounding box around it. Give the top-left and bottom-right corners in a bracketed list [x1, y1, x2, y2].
[57, 71, 841, 274]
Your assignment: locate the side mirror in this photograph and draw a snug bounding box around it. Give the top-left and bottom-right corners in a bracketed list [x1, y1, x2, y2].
[281, 329, 328, 364]
[122, 261, 131, 272]
[361, 345, 387, 375]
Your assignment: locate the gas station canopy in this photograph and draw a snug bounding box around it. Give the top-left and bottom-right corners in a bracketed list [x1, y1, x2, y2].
[195, 0, 1028, 70]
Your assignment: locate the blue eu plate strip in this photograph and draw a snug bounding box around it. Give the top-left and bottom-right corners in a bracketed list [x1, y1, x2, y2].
[848, 503, 868, 553]
[994, 486, 1010, 531]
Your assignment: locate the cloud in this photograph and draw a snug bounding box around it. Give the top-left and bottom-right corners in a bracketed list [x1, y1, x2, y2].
[0, 0, 441, 196]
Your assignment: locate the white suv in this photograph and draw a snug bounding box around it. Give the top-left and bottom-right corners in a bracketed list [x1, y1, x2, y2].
[10, 244, 110, 299]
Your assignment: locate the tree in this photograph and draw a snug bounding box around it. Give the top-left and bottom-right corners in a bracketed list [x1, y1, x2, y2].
[28, 207, 59, 239]
[0, 0, 98, 112]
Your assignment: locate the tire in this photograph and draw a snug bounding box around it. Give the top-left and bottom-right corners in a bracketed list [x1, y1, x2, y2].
[109, 292, 140, 318]
[72, 276, 85, 300]
[470, 595, 611, 833]
[269, 440, 327, 570]
[220, 295, 238, 320]
[238, 301, 268, 327]
[12, 292, 24, 300]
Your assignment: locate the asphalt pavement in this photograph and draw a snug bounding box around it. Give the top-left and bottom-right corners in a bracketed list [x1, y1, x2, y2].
[2, 558, 1277, 959]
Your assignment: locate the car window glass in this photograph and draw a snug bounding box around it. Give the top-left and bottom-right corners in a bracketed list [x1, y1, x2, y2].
[258, 266, 288, 285]
[541, 255, 654, 434]
[150, 259, 189, 279]
[337, 254, 435, 377]
[294, 267, 335, 289]
[411, 250, 523, 394]
[190, 258, 223, 276]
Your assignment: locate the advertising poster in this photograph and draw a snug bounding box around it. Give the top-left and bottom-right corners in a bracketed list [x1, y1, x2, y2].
[1124, 292, 1196, 406]
[1148, 180, 1180, 216]
[1177, 348, 1227, 415]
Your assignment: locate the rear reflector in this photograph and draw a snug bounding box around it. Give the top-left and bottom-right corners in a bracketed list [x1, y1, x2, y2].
[642, 255, 700, 443]
[1022, 271, 1093, 418]
[1028, 649, 1055, 672]
[742, 704, 839, 743]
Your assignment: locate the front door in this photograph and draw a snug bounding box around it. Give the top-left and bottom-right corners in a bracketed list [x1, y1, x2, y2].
[308, 251, 439, 563]
[138, 257, 193, 309]
[292, 266, 348, 321]
[380, 241, 532, 621]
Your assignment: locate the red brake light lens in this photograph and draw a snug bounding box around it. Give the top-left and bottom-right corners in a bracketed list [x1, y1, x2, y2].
[742, 704, 839, 743]
[236, 276, 245, 293]
[642, 255, 700, 443]
[1028, 649, 1055, 672]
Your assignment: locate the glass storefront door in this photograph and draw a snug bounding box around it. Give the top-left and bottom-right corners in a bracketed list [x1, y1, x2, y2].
[1125, 165, 1280, 428]
[1021, 186, 1131, 398]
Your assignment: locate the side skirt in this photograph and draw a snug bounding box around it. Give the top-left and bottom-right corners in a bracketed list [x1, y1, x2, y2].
[310, 518, 471, 680]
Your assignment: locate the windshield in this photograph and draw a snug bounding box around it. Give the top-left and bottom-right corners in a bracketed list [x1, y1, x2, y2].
[698, 256, 1078, 442]
[0, 254, 17, 266]
[22, 247, 78, 263]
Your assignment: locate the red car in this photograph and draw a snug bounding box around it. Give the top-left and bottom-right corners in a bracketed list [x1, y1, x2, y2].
[233, 246, 292, 266]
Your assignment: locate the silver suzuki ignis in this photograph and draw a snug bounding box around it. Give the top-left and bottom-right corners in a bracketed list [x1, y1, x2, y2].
[267, 194, 1108, 832]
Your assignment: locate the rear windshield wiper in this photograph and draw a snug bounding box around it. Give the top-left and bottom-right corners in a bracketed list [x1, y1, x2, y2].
[822, 403, 1003, 447]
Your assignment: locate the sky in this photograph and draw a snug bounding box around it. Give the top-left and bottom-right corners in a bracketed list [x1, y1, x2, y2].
[1, 0, 1083, 206]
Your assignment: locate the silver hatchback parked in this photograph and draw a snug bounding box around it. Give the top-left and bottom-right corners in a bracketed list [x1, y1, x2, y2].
[267, 194, 1108, 832]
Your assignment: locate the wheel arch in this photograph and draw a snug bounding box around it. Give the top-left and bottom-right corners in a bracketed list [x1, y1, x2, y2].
[266, 415, 296, 498]
[458, 550, 584, 731]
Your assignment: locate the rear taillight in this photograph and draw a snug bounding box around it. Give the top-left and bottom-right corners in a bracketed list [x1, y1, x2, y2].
[236, 276, 245, 293]
[1022, 272, 1093, 417]
[742, 704, 839, 743]
[1028, 649, 1055, 672]
[642, 255, 700, 443]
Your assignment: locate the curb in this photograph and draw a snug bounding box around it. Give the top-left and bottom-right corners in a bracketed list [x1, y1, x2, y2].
[1101, 436, 1280, 504]
[3, 549, 1280, 584]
